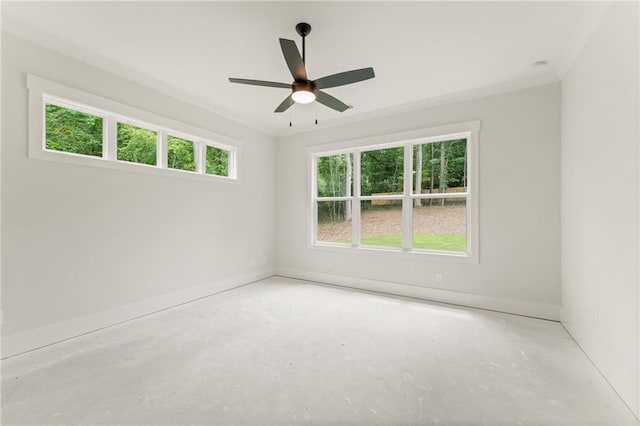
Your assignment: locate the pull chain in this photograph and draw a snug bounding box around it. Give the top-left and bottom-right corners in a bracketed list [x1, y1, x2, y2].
[315, 102, 318, 125]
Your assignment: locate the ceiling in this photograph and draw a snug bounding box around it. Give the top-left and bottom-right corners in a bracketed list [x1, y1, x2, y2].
[3, 1, 610, 136]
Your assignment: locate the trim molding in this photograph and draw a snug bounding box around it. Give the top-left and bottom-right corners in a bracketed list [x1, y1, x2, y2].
[2, 268, 275, 359]
[561, 311, 640, 418]
[276, 268, 560, 321]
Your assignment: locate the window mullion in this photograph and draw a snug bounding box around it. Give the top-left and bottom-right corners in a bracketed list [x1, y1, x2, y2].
[106, 116, 117, 161]
[227, 148, 236, 179]
[402, 144, 413, 251]
[159, 130, 167, 168]
[311, 156, 318, 244]
[196, 142, 205, 174]
[352, 149, 361, 247]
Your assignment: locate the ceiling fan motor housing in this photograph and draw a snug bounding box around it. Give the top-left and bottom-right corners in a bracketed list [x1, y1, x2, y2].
[295, 22, 312, 37]
[293, 80, 315, 91]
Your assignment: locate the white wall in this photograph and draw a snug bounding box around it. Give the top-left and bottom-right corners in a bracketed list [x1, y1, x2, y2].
[560, 2, 640, 417]
[276, 83, 561, 319]
[1, 34, 277, 356]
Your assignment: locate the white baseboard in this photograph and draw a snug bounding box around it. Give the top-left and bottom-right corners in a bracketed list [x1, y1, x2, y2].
[561, 311, 639, 419]
[2, 268, 275, 359]
[275, 268, 561, 321]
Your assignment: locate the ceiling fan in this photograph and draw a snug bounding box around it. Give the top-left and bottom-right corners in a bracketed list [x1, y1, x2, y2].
[229, 22, 375, 114]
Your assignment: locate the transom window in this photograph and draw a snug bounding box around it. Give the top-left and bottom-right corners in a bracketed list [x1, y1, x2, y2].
[311, 126, 478, 260]
[28, 75, 238, 181]
[43, 97, 235, 178]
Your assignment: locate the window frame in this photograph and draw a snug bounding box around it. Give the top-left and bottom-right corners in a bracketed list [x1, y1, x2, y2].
[28, 74, 240, 182]
[309, 121, 480, 263]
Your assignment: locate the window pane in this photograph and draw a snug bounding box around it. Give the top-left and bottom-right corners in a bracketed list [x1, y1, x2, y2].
[167, 136, 196, 172]
[45, 104, 103, 157]
[361, 147, 404, 196]
[360, 200, 402, 249]
[117, 123, 157, 165]
[317, 153, 353, 197]
[317, 201, 351, 244]
[413, 198, 467, 252]
[206, 146, 229, 176]
[413, 139, 467, 194]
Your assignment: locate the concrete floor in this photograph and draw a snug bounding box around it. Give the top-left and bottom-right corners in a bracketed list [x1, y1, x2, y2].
[2, 277, 638, 425]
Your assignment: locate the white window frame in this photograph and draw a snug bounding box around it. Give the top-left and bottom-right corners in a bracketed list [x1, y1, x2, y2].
[28, 74, 240, 182]
[309, 121, 480, 263]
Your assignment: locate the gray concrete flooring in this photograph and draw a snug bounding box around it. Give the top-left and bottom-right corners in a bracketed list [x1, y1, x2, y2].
[2, 276, 638, 425]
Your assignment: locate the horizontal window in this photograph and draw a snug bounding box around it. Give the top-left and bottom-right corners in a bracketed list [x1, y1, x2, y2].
[29, 75, 239, 181]
[310, 122, 478, 261]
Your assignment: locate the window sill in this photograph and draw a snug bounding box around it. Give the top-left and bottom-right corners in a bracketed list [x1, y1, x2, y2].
[31, 148, 239, 184]
[308, 242, 478, 263]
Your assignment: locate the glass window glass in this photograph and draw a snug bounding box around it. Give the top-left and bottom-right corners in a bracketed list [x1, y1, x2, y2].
[317, 153, 353, 198]
[117, 123, 157, 165]
[167, 136, 196, 172]
[361, 147, 404, 196]
[413, 139, 467, 194]
[360, 199, 403, 249]
[317, 201, 351, 245]
[206, 146, 229, 176]
[413, 198, 467, 252]
[45, 104, 103, 157]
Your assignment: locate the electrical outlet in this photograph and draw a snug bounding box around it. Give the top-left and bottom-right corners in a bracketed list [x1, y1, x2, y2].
[436, 272, 443, 283]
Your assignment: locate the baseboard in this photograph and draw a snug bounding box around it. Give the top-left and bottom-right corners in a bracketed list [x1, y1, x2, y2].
[275, 268, 561, 321]
[561, 311, 639, 419]
[2, 268, 275, 359]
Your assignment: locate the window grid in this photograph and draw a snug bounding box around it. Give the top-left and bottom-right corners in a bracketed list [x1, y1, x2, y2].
[313, 136, 471, 256]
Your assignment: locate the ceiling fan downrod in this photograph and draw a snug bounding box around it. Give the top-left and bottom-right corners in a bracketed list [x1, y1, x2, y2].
[295, 22, 311, 64]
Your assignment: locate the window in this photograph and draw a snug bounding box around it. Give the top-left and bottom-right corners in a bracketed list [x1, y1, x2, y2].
[167, 135, 196, 172]
[311, 123, 478, 260]
[360, 146, 404, 249]
[117, 122, 157, 166]
[30, 75, 239, 181]
[206, 145, 230, 177]
[45, 104, 103, 158]
[316, 153, 354, 245]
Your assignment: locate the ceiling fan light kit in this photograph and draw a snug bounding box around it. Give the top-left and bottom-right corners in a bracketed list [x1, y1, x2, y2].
[229, 22, 375, 119]
[292, 84, 316, 104]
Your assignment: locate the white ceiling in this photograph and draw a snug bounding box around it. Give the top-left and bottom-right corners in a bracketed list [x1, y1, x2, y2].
[3, 1, 609, 136]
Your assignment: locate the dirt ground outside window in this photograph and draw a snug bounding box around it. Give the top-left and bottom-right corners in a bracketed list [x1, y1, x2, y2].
[318, 204, 466, 242]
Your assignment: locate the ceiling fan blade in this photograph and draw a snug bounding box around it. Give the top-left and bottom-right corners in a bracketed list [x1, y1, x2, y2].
[314, 68, 375, 90]
[274, 95, 294, 113]
[279, 38, 307, 81]
[229, 78, 291, 89]
[316, 90, 350, 112]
